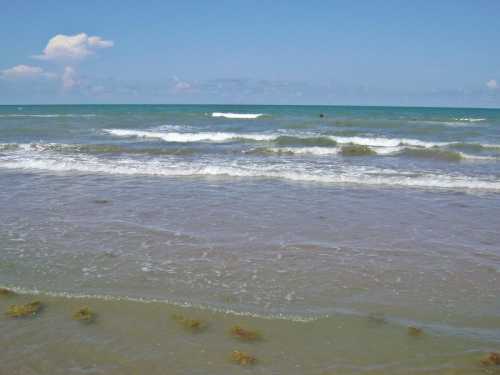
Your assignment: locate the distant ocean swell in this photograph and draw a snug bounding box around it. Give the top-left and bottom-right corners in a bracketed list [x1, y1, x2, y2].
[0, 114, 97, 118]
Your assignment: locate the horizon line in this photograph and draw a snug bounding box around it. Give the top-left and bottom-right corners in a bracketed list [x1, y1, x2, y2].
[0, 103, 499, 110]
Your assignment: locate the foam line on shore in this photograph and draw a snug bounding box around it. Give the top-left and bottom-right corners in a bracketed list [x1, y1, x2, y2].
[1, 153, 499, 191]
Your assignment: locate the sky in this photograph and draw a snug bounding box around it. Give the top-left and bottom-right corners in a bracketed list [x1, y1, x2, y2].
[0, 0, 499, 107]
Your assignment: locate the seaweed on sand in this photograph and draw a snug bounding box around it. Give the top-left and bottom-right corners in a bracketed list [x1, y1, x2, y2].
[480, 352, 500, 366]
[230, 325, 261, 341]
[171, 314, 207, 332]
[6, 301, 42, 318]
[407, 326, 423, 337]
[73, 307, 96, 323]
[231, 350, 257, 365]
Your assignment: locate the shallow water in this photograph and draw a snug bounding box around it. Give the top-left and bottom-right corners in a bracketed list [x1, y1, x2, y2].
[0, 105, 499, 374]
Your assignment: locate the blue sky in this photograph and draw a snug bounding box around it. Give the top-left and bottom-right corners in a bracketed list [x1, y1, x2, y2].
[1, 0, 499, 107]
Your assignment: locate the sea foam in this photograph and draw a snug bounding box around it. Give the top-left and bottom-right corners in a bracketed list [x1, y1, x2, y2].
[1, 152, 499, 191]
[103, 129, 275, 142]
[211, 112, 263, 119]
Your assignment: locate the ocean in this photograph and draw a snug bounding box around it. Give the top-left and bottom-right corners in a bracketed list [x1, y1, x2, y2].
[0, 104, 499, 374]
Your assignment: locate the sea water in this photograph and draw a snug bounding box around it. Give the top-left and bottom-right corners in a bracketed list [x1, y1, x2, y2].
[0, 105, 499, 374]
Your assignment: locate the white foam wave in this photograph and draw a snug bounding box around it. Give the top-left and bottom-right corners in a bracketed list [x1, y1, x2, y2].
[105, 129, 455, 150]
[331, 136, 447, 148]
[104, 129, 276, 142]
[0, 285, 315, 322]
[3, 141, 496, 162]
[372, 146, 405, 155]
[263, 146, 402, 156]
[455, 118, 486, 122]
[456, 152, 497, 161]
[1, 153, 499, 191]
[252, 145, 497, 160]
[5, 285, 498, 339]
[211, 112, 263, 119]
[265, 147, 340, 155]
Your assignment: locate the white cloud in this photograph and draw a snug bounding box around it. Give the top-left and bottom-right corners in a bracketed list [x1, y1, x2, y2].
[175, 81, 192, 91]
[88, 36, 114, 48]
[2, 64, 45, 79]
[62, 66, 78, 90]
[34, 33, 114, 61]
[171, 76, 196, 93]
[486, 79, 498, 90]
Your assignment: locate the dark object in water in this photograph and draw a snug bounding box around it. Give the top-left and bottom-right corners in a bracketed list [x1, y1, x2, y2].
[319, 113, 325, 118]
[231, 350, 257, 365]
[93, 199, 110, 204]
[171, 314, 207, 332]
[73, 307, 96, 323]
[230, 325, 261, 341]
[340, 144, 376, 156]
[480, 352, 500, 366]
[407, 326, 423, 337]
[0, 288, 15, 296]
[6, 301, 42, 318]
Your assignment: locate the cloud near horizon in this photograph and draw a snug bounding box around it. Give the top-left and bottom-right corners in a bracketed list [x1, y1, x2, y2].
[1, 32, 498, 106]
[62, 66, 78, 90]
[1, 64, 55, 79]
[486, 79, 498, 90]
[34, 33, 114, 61]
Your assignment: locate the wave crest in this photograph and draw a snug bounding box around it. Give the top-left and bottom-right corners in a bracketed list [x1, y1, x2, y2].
[1, 152, 499, 191]
[211, 112, 263, 119]
[103, 129, 275, 142]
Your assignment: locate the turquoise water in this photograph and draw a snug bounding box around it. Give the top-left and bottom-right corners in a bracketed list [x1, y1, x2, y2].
[1, 105, 500, 190]
[0, 105, 499, 374]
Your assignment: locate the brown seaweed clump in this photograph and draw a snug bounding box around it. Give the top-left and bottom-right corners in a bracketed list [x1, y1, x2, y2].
[171, 314, 206, 332]
[73, 307, 96, 323]
[480, 352, 500, 366]
[0, 288, 15, 296]
[340, 144, 376, 156]
[6, 301, 42, 318]
[407, 326, 423, 337]
[231, 350, 257, 366]
[230, 325, 261, 341]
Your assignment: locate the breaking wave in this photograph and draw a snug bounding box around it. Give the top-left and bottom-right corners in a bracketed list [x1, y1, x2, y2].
[5, 134, 499, 162]
[0, 142, 198, 156]
[103, 129, 275, 142]
[251, 146, 495, 161]
[332, 136, 447, 148]
[105, 129, 460, 148]
[455, 118, 486, 122]
[211, 112, 263, 119]
[1, 152, 499, 191]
